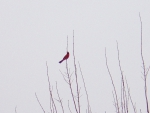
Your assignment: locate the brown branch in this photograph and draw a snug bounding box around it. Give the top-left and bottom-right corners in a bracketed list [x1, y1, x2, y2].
[105, 48, 120, 113]
[35, 93, 46, 113]
[139, 13, 149, 113]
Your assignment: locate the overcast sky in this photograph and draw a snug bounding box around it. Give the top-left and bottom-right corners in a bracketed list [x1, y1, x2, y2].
[0, 1, 150, 113]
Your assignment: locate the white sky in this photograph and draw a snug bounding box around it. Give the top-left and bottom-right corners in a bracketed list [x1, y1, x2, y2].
[0, 1, 150, 113]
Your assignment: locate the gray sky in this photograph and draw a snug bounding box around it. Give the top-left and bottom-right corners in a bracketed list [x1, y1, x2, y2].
[0, 1, 150, 113]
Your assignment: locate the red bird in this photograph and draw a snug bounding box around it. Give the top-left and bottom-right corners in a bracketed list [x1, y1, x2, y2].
[59, 52, 69, 63]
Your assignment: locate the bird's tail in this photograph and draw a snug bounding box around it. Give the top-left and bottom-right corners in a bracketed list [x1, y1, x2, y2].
[59, 59, 64, 63]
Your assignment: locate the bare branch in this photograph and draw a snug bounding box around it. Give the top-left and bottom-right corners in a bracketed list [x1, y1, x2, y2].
[146, 66, 150, 77]
[46, 62, 57, 113]
[66, 59, 78, 113]
[35, 93, 46, 113]
[78, 62, 91, 113]
[68, 100, 72, 113]
[116, 41, 128, 113]
[139, 12, 149, 113]
[112, 91, 118, 112]
[125, 78, 137, 113]
[73, 30, 80, 113]
[105, 48, 120, 113]
[56, 82, 65, 113]
[65, 35, 78, 113]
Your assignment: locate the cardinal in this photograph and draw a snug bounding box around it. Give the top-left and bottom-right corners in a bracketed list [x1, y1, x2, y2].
[59, 52, 69, 63]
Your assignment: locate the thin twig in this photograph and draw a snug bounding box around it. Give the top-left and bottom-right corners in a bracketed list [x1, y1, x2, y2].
[66, 58, 78, 113]
[65, 35, 78, 113]
[139, 13, 149, 113]
[35, 93, 46, 113]
[125, 77, 130, 113]
[121, 76, 123, 113]
[46, 62, 57, 113]
[125, 78, 137, 113]
[116, 41, 128, 113]
[68, 100, 72, 113]
[73, 30, 80, 113]
[112, 91, 118, 112]
[59, 70, 69, 84]
[56, 82, 64, 113]
[78, 62, 91, 113]
[146, 66, 150, 76]
[105, 48, 120, 113]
